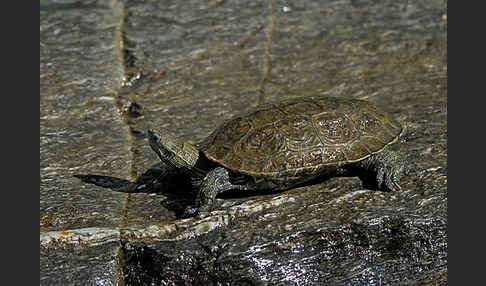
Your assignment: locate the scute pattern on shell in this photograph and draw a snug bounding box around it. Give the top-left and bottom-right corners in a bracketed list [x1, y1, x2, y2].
[201, 96, 402, 178]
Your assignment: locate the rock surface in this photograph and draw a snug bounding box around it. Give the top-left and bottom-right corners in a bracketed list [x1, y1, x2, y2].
[40, 0, 447, 285]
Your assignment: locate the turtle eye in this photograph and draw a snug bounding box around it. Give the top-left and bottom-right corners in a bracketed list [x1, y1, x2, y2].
[147, 129, 161, 142]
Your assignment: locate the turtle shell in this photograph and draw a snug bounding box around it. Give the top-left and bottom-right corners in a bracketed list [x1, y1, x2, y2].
[200, 96, 402, 179]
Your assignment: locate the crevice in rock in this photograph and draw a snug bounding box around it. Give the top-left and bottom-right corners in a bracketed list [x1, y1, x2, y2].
[258, 0, 276, 106]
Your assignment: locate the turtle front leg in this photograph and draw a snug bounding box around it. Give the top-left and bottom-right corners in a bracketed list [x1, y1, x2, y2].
[183, 167, 246, 217]
[354, 149, 406, 192]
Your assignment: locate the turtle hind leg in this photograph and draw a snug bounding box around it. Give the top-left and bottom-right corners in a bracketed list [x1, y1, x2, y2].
[183, 167, 247, 217]
[353, 149, 406, 192]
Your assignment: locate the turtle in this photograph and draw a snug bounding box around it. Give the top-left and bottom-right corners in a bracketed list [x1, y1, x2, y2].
[147, 95, 405, 217]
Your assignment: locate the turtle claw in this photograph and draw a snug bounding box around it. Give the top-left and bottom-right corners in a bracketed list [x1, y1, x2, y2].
[181, 207, 199, 218]
[382, 168, 402, 192]
[181, 205, 212, 218]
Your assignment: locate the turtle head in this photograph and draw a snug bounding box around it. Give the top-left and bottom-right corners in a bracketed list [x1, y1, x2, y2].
[147, 128, 199, 171]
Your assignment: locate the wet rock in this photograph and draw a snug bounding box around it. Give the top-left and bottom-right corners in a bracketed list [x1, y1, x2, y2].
[40, 0, 446, 284]
[40, 242, 120, 286]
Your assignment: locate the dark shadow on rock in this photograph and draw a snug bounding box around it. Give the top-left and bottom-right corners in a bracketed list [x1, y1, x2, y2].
[74, 162, 196, 218]
[73, 174, 136, 192]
